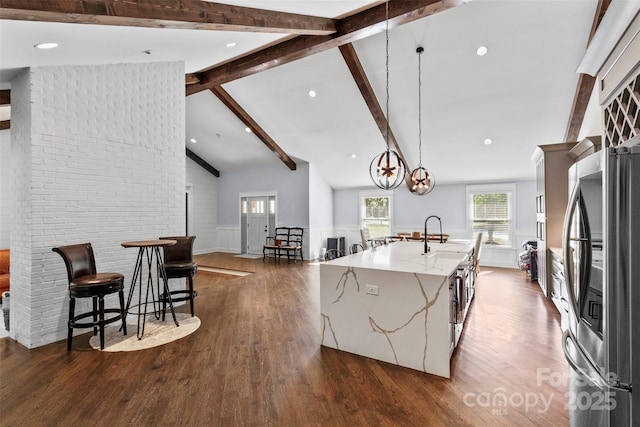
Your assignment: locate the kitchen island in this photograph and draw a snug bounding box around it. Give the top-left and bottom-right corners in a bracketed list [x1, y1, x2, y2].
[320, 240, 474, 378]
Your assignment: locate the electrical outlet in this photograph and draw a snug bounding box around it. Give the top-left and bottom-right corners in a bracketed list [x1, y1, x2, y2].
[366, 285, 379, 296]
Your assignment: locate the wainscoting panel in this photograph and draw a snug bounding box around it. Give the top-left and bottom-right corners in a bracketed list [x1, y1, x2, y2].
[215, 226, 241, 254]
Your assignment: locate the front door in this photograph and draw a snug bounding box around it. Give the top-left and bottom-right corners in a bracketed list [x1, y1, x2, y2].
[247, 197, 268, 254]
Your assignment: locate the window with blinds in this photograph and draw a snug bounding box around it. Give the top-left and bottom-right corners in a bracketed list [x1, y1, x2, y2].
[467, 184, 515, 247]
[360, 194, 392, 238]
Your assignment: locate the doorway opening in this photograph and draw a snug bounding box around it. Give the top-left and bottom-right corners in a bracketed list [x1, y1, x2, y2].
[186, 184, 193, 235]
[240, 194, 276, 255]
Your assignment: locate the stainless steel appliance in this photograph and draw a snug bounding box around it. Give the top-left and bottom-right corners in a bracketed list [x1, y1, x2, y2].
[449, 273, 459, 356]
[448, 258, 475, 357]
[562, 135, 640, 426]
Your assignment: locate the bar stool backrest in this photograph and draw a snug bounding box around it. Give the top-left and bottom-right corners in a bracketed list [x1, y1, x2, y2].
[52, 243, 97, 285]
[160, 236, 196, 263]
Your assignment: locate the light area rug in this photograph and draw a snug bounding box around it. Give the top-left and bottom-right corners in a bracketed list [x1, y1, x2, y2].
[89, 312, 200, 352]
[198, 266, 253, 277]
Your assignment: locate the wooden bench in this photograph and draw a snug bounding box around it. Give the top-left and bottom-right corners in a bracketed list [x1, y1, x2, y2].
[263, 227, 304, 262]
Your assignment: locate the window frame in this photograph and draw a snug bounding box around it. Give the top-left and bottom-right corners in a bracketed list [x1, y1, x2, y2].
[466, 183, 516, 248]
[359, 190, 394, 239]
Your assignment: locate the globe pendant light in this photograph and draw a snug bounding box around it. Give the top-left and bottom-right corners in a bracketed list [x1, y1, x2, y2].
[408, 46, 435, 195]
[369, 0, 406, 190]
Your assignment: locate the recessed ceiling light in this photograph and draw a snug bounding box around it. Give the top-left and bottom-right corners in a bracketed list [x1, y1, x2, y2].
[34, 42, 58, 50]
[483, 138, 493, 145]
[226, 42, 237, 48]
[308, 90, 317, 98]
[245, 127, 252, 133]
[350, 154, 357, 159]
[476, 46, 488, 56]
[190, 138, 197, 143]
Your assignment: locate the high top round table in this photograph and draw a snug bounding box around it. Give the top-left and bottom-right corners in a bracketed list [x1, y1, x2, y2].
[121, 239, 179, 339]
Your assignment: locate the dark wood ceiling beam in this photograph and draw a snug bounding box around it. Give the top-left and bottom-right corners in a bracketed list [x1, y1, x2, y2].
[188, 0, 463, 94]
[186, 147, 220, 177]
[185, 74, 200, 85]
[564, 74, 596, 142]
[0, 90, 10, 130]
[0, 90, 10, 106]
[564, 0, 612, 142]
[209, 86, 296, 171]
[339, 43, 407, 166]
[0, 0, 337, 35]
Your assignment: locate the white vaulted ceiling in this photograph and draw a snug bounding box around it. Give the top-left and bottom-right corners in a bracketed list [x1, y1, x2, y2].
[0, 0, 600, 189]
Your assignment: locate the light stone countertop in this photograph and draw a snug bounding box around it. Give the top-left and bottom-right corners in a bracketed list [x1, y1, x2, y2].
[324, 240, 473, 277]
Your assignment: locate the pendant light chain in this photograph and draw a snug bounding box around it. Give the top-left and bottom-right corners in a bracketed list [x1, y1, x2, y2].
[407, 45, 434, 195]
[385, 0, 390, 150]
[368, 0, 406, 190]
[418, 47, 422, 168]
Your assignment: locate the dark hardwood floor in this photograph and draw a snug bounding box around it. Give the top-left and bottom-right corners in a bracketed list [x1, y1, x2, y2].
[0, 253, 569, 426]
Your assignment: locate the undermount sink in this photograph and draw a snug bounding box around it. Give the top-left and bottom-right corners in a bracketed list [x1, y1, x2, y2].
[427, 251, 462, 259]
[425, 251, 466, 262]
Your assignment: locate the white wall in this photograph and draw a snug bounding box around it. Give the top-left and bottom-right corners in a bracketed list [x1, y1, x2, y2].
[308, 163, 333, 228]
[216, 162, 310, 254]
[308, 163, 334, 260]
[217, 162, 310, 227]
[186, 157, 217, 255]
[515, 180, 536, 232]
[394, 183, 467, 231]
[10, 61, 185, 348]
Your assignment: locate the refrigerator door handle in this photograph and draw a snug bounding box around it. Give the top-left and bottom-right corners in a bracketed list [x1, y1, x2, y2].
[562, 329, 631, 392]
[562, 185, 593, 320]
[563, 186, 581, 317]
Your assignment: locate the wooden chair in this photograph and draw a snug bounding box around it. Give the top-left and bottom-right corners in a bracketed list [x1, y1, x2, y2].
[52, 243, 127, 350]
[279, 227, 304, 262]
[263, 227, 290, 261]
[159, 236, 198, 318]
[360, 228, 382, 249]
[474, 232, 483, 274]
[360, 228, 370, 249]
[263, 227, 304, 262]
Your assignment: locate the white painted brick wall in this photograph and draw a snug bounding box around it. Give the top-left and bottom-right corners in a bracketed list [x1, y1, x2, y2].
[186, 157, 218, 254]
[0, 129, 10, 248]
[10, 61, 186, 348]
[9, 69, 33, 346]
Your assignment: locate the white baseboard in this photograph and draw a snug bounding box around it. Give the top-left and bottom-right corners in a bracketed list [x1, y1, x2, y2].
[193, 247, 218, 255]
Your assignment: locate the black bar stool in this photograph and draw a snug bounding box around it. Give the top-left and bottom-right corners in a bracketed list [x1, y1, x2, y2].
[52, 243, 127, 350]
[159, 236, 198, 318]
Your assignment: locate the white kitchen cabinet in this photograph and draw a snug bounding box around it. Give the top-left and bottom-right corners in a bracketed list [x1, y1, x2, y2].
[532, 143, 576, 297]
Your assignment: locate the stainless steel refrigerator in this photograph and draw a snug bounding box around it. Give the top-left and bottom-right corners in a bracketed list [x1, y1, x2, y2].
[562, 134, 640, 426]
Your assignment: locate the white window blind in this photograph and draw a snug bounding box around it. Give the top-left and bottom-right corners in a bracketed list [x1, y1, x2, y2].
[467, 184, 515, 247]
